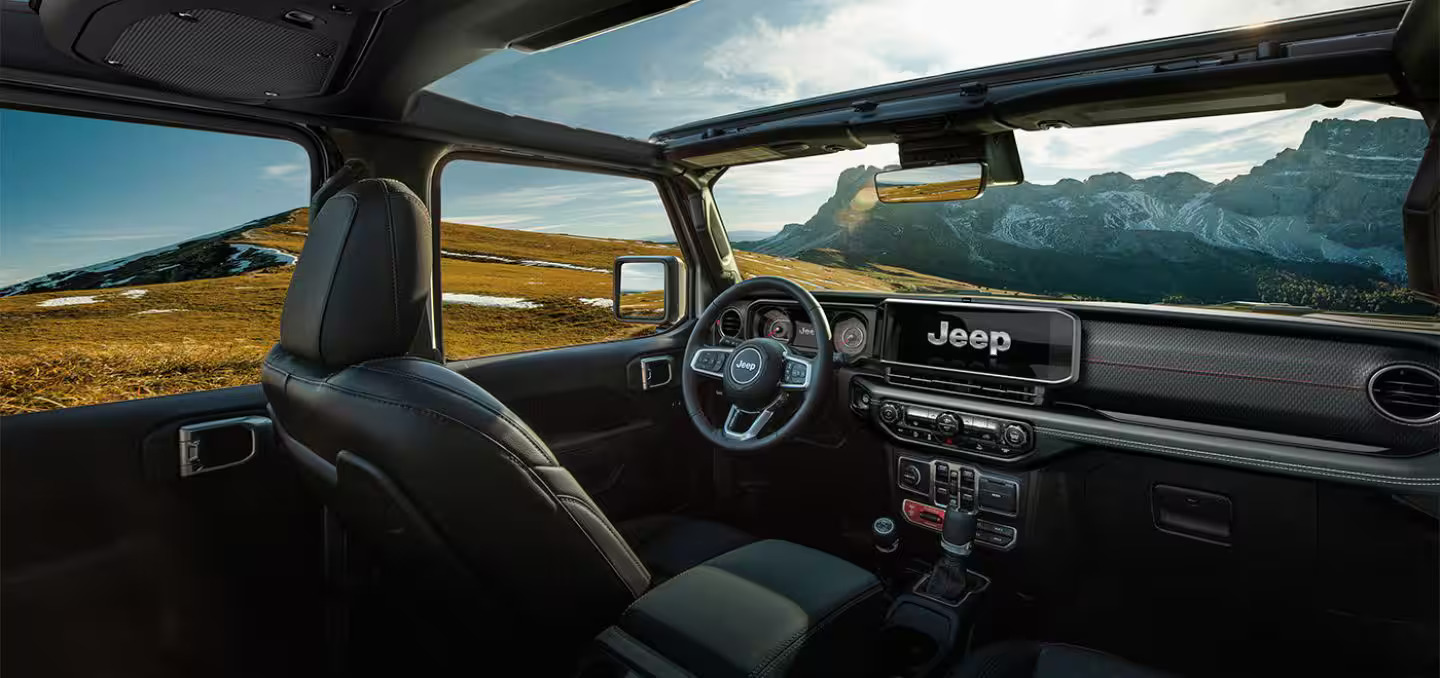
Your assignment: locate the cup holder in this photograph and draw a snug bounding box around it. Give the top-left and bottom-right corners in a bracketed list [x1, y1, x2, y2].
[879, 625, 941, 675]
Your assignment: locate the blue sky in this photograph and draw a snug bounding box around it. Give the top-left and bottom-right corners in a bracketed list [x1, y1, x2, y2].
[1, 0, 1420, 284]
[0, 110, 308, 284]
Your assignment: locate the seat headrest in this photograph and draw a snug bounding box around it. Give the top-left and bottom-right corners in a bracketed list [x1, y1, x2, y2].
[280, 178, 432, 367]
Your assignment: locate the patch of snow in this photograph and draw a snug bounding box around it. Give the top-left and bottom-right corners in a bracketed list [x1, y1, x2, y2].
[37, 295, 102, 307]
[521, 259, 608, 273]
[441, 250, 513, 264]
[1321, 150, 1417, 162]
[441, 293, 540, 309]
[226, 244, 298, 273]
[135, 308, 185, 315]
[440, 249, 608, 273]
[577, 298, 612, 308]
[118, 289, 148, 299]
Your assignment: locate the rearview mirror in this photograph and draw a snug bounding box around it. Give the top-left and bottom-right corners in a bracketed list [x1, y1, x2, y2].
[613, 256, 686, 324]
[874, 163, 987, 203]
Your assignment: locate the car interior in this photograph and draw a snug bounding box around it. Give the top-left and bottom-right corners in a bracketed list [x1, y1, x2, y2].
[2, 0, 1438, 677]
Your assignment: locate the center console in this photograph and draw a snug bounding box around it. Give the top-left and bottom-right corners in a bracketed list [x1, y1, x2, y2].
[579, 540, 887, 678]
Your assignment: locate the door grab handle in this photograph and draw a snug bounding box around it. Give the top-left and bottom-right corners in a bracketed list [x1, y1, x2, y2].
[178, 415, 271, 477]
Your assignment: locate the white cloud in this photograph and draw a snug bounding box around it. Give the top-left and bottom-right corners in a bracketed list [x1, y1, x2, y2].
[262, 162, 309, 188]
[702, 0, 1381, 107]
[445, 214, 537, 227]
[27, 231, 190, 244]
[263, 163, 305, 178]
[1016, 101, 1421, 183]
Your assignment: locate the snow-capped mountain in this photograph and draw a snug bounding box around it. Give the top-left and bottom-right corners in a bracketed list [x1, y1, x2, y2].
[745, 117, 1426, 304]
[1, 210, 301, 297]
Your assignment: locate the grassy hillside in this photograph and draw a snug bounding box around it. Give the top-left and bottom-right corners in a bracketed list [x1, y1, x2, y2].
[0, 209, 984, 414]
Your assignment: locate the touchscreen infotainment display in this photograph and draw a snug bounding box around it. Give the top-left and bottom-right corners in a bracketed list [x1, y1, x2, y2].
[881, 301, 1079, 383]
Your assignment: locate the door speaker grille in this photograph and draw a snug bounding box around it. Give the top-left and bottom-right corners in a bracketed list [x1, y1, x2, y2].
[104, 9, 337, 100]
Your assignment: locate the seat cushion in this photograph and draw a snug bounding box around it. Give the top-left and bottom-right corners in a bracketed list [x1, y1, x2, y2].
[619, 515, 756, 580]
[949, 642, 1171, 678]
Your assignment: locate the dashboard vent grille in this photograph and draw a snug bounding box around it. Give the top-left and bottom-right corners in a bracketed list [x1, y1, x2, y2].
[1369, 365, 1440, 424]
[887, 369, 1043, 406]
[718, 308, 743, 338]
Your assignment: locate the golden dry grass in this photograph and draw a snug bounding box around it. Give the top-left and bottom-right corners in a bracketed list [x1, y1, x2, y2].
[876, 178, 984, 203]
[0, 211, 986, 414]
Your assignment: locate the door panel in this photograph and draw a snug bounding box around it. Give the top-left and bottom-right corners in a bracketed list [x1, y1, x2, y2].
[449, 323, 710, 520]
[1, 385, 324, 678]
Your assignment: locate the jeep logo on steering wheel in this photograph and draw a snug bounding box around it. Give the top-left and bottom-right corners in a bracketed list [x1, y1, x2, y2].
[729, 348, 763, 384]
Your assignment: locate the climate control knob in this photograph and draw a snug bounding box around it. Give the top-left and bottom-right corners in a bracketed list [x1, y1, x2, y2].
[1002, 423, 1030, 448]
[879, 402, 903, 424]
[935, 412, 960, 435]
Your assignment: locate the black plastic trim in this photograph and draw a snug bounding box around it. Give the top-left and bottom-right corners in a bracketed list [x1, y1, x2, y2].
[858, 377, 1440, 493]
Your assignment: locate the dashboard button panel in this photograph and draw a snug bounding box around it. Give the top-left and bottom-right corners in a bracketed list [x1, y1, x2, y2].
[899, 497, 1020, 551]
[875, 398, 1035, 458]
[897, 454, 1022, 520]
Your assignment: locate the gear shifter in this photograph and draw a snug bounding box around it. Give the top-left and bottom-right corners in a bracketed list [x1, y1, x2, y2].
[922, 498, 977, 603]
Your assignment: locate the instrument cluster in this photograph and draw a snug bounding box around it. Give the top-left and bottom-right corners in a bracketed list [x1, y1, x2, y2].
[739, 304, 871, 357]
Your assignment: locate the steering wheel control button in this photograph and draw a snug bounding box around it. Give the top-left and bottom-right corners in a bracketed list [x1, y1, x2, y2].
[781, 359, 810, 388]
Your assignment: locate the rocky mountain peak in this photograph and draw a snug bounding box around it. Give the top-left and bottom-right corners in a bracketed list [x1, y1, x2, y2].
[744, 116, 1429, 310]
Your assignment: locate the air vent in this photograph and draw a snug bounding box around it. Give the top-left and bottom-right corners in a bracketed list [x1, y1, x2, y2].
[887, 369, 1043, 406]
[718, 308, 743, 339]
[1368, 365, 1440, 424]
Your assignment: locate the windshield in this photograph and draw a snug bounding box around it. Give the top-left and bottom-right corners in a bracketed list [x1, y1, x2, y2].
[428, 0, 1391, 139]
[712, 102, 1434, 316]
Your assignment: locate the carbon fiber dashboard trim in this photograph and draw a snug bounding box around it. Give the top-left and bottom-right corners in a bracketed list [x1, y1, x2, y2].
[857, 377, 1440, 493]
[1068, 320, 1440, 455]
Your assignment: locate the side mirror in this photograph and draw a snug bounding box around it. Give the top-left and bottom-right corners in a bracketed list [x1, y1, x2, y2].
[874, 162, 987, 203]
[613, 256, 686, 324]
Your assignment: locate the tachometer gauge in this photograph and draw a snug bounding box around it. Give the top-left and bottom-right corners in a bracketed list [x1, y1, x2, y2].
[833, 317, 867, 356]
[761, 309, 793, 343]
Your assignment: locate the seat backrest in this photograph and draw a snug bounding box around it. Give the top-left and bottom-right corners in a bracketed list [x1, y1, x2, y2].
[262, 178, 650, 663]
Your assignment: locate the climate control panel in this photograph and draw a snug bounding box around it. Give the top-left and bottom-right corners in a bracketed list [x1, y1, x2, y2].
[876, 399, 1035, 458]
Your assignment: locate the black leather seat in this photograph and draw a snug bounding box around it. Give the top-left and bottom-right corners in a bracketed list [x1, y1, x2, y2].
[949, 642, 1171, 678]
[261, 177, 752, 670]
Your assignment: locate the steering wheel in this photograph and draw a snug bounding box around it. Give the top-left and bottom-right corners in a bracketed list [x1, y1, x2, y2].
[682, 277, 833, 453]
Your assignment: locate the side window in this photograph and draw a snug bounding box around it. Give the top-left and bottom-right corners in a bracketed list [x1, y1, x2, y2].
[438, 160, 681, 361]
[0, 110, 310, 414]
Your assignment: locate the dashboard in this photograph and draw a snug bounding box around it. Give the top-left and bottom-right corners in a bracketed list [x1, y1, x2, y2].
[712, 292, 1440, 495]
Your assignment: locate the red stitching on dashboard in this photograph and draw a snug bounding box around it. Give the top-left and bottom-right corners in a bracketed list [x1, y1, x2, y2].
[1084, 358, 1360, 390]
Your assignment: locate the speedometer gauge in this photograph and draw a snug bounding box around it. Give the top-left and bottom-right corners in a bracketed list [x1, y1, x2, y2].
[833, 317, 867, 356]
[761, 309, 793, 343]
